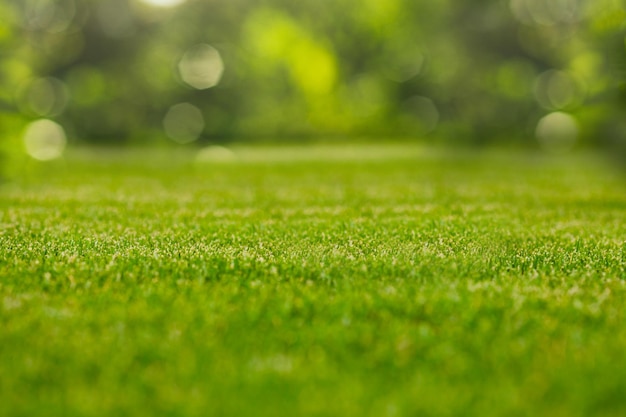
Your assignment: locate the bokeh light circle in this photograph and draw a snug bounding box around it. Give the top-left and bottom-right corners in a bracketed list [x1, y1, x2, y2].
[23, 0, 77, 33]
[178, 44, 224, 90]
[23, 119, 67, 161]
[163, 103, 205, 144]
[20, 77, 70, 117]
[536, 112, 578, 153]
[534, 70, 584, 110]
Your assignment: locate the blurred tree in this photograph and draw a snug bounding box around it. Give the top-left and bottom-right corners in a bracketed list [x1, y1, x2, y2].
[0, 0, 625, 166]
[0, 2, 31, 180]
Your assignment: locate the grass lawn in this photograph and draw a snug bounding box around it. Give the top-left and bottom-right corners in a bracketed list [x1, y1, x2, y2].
[1, 144, 626, 416]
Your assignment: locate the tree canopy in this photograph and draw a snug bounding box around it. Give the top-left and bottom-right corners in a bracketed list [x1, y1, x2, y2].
[1, 0, 625, 156]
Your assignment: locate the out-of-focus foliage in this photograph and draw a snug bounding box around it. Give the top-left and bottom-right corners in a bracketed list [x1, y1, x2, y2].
[1, 0, 626, 169]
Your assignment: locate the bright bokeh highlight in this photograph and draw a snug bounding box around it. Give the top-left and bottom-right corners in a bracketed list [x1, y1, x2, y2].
[23, 119, 67, 161]
[536, 111, 578, 153]
[244, 10, 338, 97]
[178, 44, 224, 90]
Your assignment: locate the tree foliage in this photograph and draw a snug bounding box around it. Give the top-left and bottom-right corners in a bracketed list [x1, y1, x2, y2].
[1, 0, 625, 156]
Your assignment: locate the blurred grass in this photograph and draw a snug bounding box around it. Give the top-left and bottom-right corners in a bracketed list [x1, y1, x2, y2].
[1, 145, 626, 417]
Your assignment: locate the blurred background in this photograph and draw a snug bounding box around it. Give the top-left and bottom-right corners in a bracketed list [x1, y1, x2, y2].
[1, 0, 626, 171]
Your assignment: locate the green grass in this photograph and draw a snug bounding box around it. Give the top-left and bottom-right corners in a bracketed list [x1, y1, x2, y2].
[2, 144, 626, 417]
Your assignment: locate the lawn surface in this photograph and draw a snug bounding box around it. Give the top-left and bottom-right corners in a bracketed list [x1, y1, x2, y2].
[1, 144, 626, 417]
